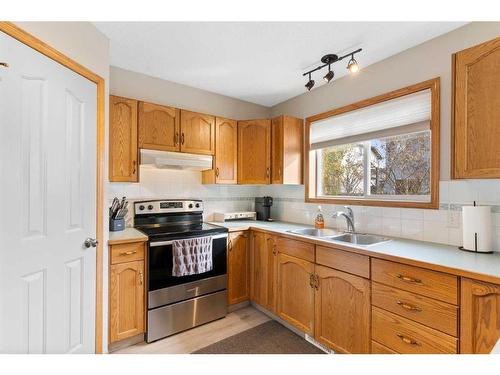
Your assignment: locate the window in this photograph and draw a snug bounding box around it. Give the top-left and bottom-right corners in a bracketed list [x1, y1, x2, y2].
[306, 79, 440, 208]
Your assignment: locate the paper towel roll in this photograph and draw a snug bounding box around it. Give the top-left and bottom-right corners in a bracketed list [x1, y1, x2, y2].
[462, 206, 492, 252]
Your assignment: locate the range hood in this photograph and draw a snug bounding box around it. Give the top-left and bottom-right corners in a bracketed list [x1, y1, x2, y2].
[140, 149, 213, 171]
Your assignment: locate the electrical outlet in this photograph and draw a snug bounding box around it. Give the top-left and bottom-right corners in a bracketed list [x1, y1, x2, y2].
[447, 208, 460, 228]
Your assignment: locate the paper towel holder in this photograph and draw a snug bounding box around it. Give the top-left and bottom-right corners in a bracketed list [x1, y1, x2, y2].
[459, 201, 494, 254]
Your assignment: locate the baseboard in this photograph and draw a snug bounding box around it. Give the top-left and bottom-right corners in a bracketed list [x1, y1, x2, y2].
[228, 300, 250, 313]
[250, 301, 331, 353]
[108, 333, 145, 353]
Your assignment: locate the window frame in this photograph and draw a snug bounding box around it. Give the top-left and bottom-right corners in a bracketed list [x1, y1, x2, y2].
[305, 78, 440, 209]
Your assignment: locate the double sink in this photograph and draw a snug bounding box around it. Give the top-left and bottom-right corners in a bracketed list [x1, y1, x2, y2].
[287, 228, 391, 246]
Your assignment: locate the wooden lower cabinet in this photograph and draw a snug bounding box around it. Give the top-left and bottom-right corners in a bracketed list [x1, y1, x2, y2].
[227, 231, 250, 305]
[276, 253, 315, 335]
[109, 259, 145, 343]
[460, 278, 500, 353]
[250, 231, 277, 312]
[314, 265, 371, 353]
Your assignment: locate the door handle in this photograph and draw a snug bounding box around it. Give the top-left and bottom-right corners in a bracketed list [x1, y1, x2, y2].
[84, 238, 98, 248]
[0, 62, 9, 68]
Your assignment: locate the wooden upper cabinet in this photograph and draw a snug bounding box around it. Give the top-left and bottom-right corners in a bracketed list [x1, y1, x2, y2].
[227, 231, 250, 305]
[109, 260, 145, 343]
[271, 115, 304, 184]
[315, 265, 371, 354]
[238, 119, 271, 184]
[180, 110, 215, 155]
[202, 117, 238, 184]
[138, 101, 180, 152]
[109, 96, 139, 182]
[461, 278, 500, 353]
[277, 253, 315, 335]
[453, 36, 500, 178]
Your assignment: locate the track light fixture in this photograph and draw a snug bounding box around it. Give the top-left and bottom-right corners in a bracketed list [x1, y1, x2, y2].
[303, 48, 362, 91]
[305, 72, 315, 91]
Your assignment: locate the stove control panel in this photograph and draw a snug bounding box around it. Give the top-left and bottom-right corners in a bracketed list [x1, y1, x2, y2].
[135, 200, 203, 215]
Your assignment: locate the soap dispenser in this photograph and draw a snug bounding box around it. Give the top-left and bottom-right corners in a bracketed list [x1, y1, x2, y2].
[315, 206, 325, 229]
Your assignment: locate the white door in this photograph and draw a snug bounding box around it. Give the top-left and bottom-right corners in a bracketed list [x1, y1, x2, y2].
[0, 32, 97, 353]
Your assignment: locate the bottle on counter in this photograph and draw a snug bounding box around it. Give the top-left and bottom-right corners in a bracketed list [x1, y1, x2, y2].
[315, 206, 325, 229]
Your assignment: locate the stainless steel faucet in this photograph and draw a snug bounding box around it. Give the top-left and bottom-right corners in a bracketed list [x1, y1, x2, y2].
[333, 206, 355, 233]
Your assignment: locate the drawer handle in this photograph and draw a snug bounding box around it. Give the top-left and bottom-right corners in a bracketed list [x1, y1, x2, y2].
[396, 300, 422, 312]
[397, 334, 421, 346]
[396, 274, 422, 284]
[119, 250, 137, 256]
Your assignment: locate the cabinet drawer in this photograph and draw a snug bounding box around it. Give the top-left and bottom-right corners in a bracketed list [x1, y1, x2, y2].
[372, 283, 458, 336]
[316, 246, 370, 278]
[110, 242, 145, 264]
[276, 237, 315, 262]
[372, 307, 457, 354]
[371, 340, 398, 354]
[371, 259, 458, 304]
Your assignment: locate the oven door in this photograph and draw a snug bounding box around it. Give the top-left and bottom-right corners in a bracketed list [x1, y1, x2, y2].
[148, 233, 227, 305]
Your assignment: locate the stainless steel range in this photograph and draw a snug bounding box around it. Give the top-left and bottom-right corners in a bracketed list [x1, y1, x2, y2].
[134, 199, 228, 342]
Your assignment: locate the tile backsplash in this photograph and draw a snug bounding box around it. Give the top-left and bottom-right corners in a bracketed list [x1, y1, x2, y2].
[258, 181, 500, 251]
[109, 167, 500, 251]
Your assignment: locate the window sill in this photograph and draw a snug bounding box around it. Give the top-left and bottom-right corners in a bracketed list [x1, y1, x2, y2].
[305, 196, 439, 209]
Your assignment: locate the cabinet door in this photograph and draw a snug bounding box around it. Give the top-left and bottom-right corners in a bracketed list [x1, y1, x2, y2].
[461, 278, 500, 353]
[215, 117, 238, 183]
[228, 231, 250, 305]
[109, 260, 145, 343]
[271, 115, 303, 185]
[453, 36, 500, 178]
[271, 116, 284, 184]
[138, 101, 180, 152]
[266, 234, 278, 313]
[277, 253, 315, 335]
[109, 95, 138, 182]
[238, 120, 271, 184]
[315, 265, 371, 353]
[250, 231, 268, 306]
[180, 110, 215, 155]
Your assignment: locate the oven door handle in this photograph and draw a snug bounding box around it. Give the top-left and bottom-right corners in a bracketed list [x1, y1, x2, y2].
[149, 233, 228, 247]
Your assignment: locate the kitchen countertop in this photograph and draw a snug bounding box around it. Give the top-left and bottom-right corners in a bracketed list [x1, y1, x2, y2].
[209, 220, 500, 284]
[108, 228, 148, 245]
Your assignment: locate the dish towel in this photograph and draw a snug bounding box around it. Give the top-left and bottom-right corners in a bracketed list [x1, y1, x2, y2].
[172, 236, 213, 277]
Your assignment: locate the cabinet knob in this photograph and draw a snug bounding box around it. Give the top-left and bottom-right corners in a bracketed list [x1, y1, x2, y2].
[397, 334, 421, 346]
[181, 133, 185, 145]
[132, 160, 137, 174]
[215, 167, 220, 177]
[138, 271, 144, 285]
[396, 274, 423, 285]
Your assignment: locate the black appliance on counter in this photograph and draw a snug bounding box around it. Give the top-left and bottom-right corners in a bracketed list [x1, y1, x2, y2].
[255, 196, 273, 221]
[134, 199, 228, 343]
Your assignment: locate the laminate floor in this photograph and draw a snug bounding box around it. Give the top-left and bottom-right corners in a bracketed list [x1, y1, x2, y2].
[114, 306, 270, 354]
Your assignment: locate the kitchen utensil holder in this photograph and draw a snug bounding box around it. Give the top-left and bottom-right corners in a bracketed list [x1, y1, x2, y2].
[109, 217, 125, 232]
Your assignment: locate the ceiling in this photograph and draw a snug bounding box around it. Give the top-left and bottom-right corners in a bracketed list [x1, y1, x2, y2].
[94, 22, 466, 107]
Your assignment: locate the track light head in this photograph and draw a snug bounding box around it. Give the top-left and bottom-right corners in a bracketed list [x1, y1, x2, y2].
[347, 55, 359, 74]
[305, 73, 315, 91]
[323, 67, 334, 83]
[305, 79, 315, 91]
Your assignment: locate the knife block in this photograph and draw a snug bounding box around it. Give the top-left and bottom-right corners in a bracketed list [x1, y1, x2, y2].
[109, 217, 125, 232]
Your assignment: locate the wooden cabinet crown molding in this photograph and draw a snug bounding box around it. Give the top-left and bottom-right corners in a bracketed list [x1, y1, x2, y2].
[109, 95, 138, 182]
[452, 36, 500, 178]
